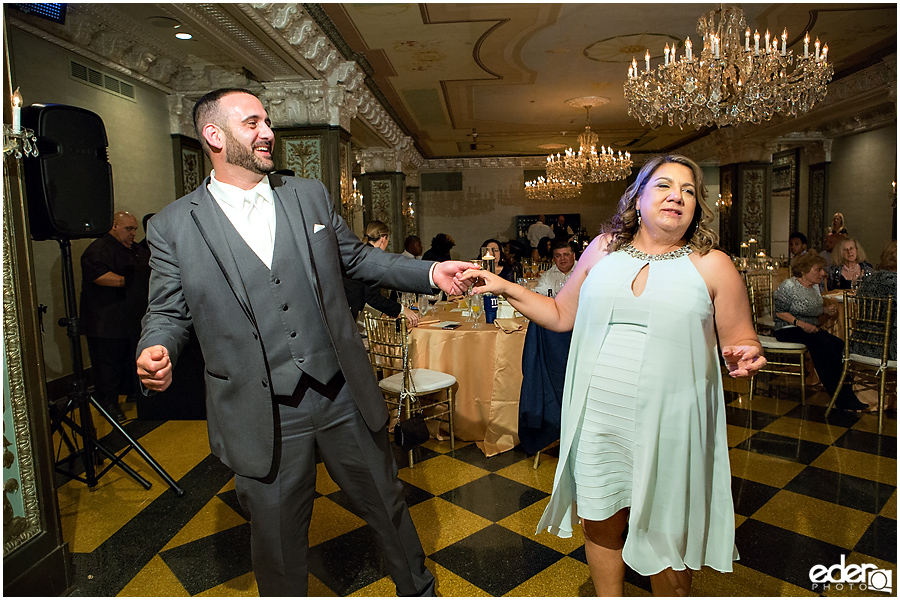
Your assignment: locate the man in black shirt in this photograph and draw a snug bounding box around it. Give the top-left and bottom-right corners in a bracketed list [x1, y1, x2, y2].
[80, 211, 150, 421]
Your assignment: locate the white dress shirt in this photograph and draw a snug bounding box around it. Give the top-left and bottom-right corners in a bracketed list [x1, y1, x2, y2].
[208, 171, 276, 268]
[536, 261, 577, 296]
[527, 221, 555, 249]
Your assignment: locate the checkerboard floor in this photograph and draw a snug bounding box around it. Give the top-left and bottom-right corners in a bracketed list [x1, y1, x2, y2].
[58, 374, 896, 596]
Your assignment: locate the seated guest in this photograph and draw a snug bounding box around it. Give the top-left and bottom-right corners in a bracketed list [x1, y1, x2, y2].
[788, 231, 808, 265]
[827, 236, 873, 290]
[854, 240, 897, 361]
[401, 235, 423, 259]
[819, 232, 842, 268]
[500, 239, 527, 282]
[343, 220, 418, 326]
[536, 240, 577, 296]
[531, 236, 553, 261]
[774, 253, 868, 411]
[422, 232, 455, 262]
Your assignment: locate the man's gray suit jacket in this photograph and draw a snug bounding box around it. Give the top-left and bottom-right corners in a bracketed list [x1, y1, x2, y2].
[138, 174, 436, 478]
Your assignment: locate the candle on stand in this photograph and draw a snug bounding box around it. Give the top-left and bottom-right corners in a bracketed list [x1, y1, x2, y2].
[821, 44, 828, 61]
[781, 29, 787, 55]
[740, 242, 749, 260]
[664, 44, 670, 66]
[745, 28, 750, 52]
[645, 49, 650, 72]
[11, 88, 22, 133]
[754, 30, 760, 55]
[815, 38, 820, 60]
[804, 33, 809, 58]
[765, 30, 770, 54]
[686, 37, 692, 61]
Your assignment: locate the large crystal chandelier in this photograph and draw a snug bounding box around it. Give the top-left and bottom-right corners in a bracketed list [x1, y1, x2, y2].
[624, 5, 833, 129]
[545, 97, 632, 184]
[524, 175, 582, 201]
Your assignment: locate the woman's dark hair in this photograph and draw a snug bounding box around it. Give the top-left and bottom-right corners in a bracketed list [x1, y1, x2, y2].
[791, 252, 826, 278]
[536, 236, 553, 259]
[602, 154, 717, 255]
[430, 233, 455, 253]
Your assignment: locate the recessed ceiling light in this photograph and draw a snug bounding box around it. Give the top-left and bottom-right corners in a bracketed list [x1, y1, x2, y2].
[175, 32, 193, 40]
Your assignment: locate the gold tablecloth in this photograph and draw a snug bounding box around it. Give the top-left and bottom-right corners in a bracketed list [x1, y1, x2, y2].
[410, 304, 527, 456]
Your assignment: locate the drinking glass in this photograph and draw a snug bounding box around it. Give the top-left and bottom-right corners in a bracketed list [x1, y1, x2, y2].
[470, 293, 483, 328]
[418, 293, 431, 316]
[480, 246, 497, 274]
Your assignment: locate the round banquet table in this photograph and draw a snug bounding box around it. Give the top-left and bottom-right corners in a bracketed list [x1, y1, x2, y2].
[409, 302, 527, 456]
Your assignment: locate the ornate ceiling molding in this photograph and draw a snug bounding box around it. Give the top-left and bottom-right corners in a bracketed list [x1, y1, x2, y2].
[420, 156, 552, 171]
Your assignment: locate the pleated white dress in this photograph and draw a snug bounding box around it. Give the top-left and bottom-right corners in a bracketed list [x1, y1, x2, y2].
[536, 244, 738, 576]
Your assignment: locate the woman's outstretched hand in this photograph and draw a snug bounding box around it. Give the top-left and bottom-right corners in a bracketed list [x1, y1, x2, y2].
[459, 267, 511, 297]
[722, 345, 767, 378]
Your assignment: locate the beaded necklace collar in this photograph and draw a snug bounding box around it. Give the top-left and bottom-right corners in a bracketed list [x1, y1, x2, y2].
[621, 242, 693, 261]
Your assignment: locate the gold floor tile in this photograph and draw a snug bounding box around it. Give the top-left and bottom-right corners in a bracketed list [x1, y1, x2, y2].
[880, 490, 896, 519]
[811, 447, 897, 486]
[195, 571, 259, 597]
[315, 461, 340, 495]
[500, 497, 585, 555]
[409, 497, 492, 554]
[734, 514, 748, 529]
[493, 456, 558, 494]
[420, 437, 457, 455]
[397, 454, 489, 496]
[732, 394, 800, 416]
[426, 558, 491, 597]
[308, 497, 366, 546]
[722, 374, 751, 395]
[752, 490, 875, 549]
[162, 495, 247, 551]
[133, 420, 212, 480]
[726, 424, 756, 447]
[349, 575, 395, 597]
[117, 554, 189, 597]
[692, 562, 816, 597]
[308, 573, 338, 597]
[727, 448, 807, 488]
[505, 556, 592, 597]
[761, 416, 848, 445]
[851, 413, 898, 436]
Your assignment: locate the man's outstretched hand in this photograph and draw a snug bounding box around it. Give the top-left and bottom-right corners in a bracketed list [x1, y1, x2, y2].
[431, 261, 479, 296]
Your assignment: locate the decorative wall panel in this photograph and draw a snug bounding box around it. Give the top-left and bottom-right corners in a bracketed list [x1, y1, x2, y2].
[740, 166, 768, 247]
[281, 137, 322, 180]
[809, 164, 829, 252]
[772, 149, 800, 236]
[371, 179, 393, 226]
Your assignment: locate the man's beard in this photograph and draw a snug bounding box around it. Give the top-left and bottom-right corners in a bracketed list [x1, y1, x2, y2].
[223, 128, 275, 175]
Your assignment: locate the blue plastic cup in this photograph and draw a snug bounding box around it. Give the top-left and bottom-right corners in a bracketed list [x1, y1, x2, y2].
[483, 294, 499, 324]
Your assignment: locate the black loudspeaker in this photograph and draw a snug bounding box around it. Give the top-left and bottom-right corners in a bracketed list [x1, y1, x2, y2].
[21, 104, 113, 241]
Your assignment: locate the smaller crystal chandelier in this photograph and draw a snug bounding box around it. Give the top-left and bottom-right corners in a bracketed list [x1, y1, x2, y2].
[343, 177, 364, 218]
[545, 97, 632, 184]
[524, 175, 582, 201]
[624, 5, 833, 129]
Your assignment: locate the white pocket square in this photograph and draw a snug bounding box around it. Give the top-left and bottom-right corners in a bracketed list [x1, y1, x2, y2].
[313, 224, 325, 233]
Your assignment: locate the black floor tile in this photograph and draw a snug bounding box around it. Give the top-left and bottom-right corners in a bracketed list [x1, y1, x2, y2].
[623, 566, 653, 594]
[439, 473, 547, 521]
[430, 524, 564, 596]
[752, 379, 806, 402]
[735, 519, 847, 590]
[731, 476, 781, 517]
[724, 405, 783, 430]
[854, 516, 898, 563]
[159, 523, 253, 595]
[447, 443, 531, 471]
[307, 525, 389, 595]
[784, 402, 861, 427]
[833, 427, 898, 459]
[737, 431, 830, 464]
[391, 443, 441, 468]
[784, 466, 896, 515]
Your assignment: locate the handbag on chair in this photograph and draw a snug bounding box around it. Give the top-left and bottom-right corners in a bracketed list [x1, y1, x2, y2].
[393, 335, 430, 451]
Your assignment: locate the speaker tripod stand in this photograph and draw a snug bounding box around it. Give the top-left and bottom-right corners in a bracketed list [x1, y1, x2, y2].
[50, 238, 183, 496]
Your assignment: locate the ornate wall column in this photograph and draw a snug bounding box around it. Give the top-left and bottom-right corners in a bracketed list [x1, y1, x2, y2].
[720, 163, 771, 256]
[358, 148, 410, 253]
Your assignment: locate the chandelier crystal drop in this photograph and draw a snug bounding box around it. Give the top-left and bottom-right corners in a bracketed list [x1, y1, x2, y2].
[623, 5, 834, 129]
[544, 97, 632, 184]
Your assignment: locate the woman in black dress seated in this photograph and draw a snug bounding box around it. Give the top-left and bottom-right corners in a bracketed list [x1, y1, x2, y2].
[774, 253, 867, 411]
[826, 237, 873, 290]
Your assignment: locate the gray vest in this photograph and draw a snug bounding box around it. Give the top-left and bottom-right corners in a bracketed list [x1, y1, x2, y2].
[218, 197, 339, 395]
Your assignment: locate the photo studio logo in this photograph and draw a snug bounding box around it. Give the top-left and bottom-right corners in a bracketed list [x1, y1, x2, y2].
[809, 555, 892, 593]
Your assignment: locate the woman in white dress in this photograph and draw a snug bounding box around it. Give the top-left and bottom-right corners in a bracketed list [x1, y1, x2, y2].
[462, 155, 765, 596]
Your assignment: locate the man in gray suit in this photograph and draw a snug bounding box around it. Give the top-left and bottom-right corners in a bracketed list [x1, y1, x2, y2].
[136, 88, 474, 596]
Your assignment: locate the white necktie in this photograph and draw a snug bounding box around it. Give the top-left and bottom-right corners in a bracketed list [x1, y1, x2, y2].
[244, 191, 272, 262]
